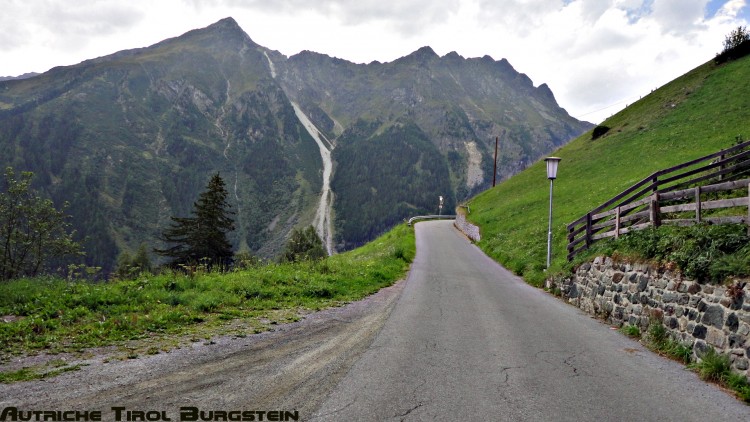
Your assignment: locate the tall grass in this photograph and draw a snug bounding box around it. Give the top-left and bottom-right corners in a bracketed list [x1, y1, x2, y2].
[0, 224, 415, 357]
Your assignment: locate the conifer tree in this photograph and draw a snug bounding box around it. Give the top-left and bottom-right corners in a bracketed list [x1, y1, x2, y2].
[156, 173, 235, 269]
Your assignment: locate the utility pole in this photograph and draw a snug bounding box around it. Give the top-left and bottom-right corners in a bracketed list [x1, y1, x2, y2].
[493, 136, 499, 187]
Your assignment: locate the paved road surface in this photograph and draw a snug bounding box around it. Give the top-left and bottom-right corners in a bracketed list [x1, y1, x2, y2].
[311, 220, 750, 421]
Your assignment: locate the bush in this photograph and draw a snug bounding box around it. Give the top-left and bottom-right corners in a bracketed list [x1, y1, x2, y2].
[281, 226, 326, 263]
[692, 347, 731, 383]
[591, 125, 610, 140]
[620, 324, 641, 338]
[716, 26, 750, 64]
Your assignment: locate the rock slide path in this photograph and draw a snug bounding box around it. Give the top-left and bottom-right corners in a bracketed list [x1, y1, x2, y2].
[1, 221, 750, 421]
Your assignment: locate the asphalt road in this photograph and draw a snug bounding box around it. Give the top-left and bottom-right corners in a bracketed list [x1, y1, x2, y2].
[3, 220, 750, 421]
[311, 220, 750, 421]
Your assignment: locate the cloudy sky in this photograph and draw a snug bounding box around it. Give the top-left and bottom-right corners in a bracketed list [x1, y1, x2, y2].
[2, 0, 748, 123]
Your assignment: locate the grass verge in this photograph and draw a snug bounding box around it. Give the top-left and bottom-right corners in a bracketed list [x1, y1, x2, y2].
[0, 224, 415, 363]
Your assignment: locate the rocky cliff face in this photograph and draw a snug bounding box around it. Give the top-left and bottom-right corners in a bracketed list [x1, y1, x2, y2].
[0, 18, 592, 269]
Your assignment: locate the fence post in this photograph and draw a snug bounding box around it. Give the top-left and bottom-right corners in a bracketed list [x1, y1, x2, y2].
[720, 154, 726, 181]
[695, 186, 702, 223]
[585, 213, 593, 248]
[652, 176, 658, 193]
[615, 206, 621, 239]
[650, 192, 661, 227]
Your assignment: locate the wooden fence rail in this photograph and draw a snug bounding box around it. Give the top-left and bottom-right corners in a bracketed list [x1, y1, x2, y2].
[566, 139, 750, 261]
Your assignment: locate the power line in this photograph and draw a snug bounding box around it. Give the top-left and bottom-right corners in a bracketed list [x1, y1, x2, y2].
[573, 93, 645, 119]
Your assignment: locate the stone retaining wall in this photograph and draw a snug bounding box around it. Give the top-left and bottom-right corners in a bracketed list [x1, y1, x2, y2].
[548, 256, 750, 376]
[454, 213, 480, 242]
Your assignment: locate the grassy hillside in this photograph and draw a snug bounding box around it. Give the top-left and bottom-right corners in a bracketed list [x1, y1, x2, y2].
[466, 54, 750, 286]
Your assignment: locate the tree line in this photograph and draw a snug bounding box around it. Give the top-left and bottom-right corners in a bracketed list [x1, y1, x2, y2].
[0, 168, 325, 282]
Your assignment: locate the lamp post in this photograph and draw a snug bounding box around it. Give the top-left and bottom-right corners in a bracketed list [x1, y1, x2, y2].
[545, 157, 561, 269]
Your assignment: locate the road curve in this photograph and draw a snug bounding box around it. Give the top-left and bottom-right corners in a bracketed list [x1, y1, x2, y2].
[311, 220, 750, 421]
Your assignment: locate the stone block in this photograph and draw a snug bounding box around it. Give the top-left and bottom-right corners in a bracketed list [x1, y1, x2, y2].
[678, 294, 689, 306]
[739, 322, 750, 337]
[568, 284, 579, 299]
[703, 286, 715, 295]
[706, 328, 726, 348]
[663, 292, 678, 303]
[735, 358, 749, 371]
[628, 272, 638, 282]
[677, 283, 689, 293]
[613, 306, 625, 320]
[678, 317, 688, 332]
[688, 309, 699, 321]
[689, 296, 702, 308]
[693, 324, 708, 340]
[697, 300, 708, 312]
[687, 283, 701, 294]
[667, 317, 679, 330]
[694, 340, 710, 357]
[701, 305, 725, 329]
[729, 334, 746, 349]
[666, 280, 676, 291]
[637, 275, 650, 292]
[726, 313, 739, 332]
[612, 272, 624, 284]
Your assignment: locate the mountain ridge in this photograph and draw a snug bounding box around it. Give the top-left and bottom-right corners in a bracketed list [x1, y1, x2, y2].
[0, 17, 592, 270]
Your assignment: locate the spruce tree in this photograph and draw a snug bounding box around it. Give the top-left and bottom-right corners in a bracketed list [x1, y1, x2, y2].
[156, 173, 235, 269]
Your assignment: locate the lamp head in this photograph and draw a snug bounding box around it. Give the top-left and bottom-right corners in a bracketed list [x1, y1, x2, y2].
[544, 157, 561, 180]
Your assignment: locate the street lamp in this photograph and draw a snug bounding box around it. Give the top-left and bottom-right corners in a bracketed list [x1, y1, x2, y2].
[544, 157, 561, 269]
[438, 196, 444, 216]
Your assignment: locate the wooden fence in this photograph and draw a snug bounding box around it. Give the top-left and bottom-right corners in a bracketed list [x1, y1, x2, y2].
[566, 139, 750, 261]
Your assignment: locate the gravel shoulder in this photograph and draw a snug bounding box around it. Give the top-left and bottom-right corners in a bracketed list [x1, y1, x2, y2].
[0, 276, 407, 418]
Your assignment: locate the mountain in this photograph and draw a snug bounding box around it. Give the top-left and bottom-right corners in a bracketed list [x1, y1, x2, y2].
[273, 46, 591, 249]
[0, 73, 40, 82]
[0, 18, 592, 271]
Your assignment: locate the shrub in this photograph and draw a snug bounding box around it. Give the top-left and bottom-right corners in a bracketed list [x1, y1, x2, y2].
[281, 226, 326, 263]
[591, 125, 610, 140]
[716, 26, 750, 63]
[692, 347, 731, 383]
[621, 324, 641, 338]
